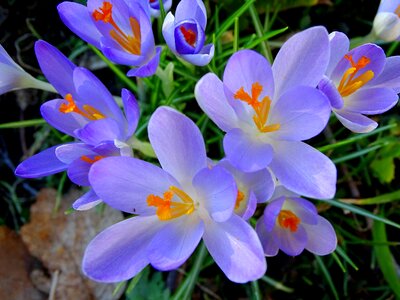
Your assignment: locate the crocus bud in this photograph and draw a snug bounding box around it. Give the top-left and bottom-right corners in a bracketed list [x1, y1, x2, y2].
[372, 0, 400, 42]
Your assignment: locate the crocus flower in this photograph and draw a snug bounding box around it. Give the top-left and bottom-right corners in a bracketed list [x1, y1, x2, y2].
[0, 44, 56, 95]
[58, 0, 161, 77]
[256, 192, 337, 257]
[145, 0, 172, 17]
[318, 32, 400, 133]
[15, 40, 141, 210]
[162, 0, 214, 66]
[84, 107, 266, 283]
[195, 27, 336, 199]
[372, 0, 400, 42]
[215, 159, 275, 220]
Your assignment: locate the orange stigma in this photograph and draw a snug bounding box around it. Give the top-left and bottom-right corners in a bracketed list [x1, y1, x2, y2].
[396, 5, 400, 17]
[234, 82, 280, 133]
[235, 190, 245, 210]
[337, 55, 374, 97]
[278, 210, 301, 232]
[180, 26, 197, 47]
[59, 94, 106, 120]
[81, 155, 104, 164]
[92, 2, 141, 55]
[147, 186, 195, 221]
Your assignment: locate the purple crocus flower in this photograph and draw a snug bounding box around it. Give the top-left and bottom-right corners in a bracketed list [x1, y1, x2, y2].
[318, 32, 400, 133]
[162, 0, 214, 66]
[195, 27, 336, 199]
[215, 159, 275, 220]
[58, 0, 161, 77]
[373, 0, 400, 42]
[256, 190, 337, 257]
[15, 40, 140, 210]
[84, 107, 266, 283]
[144, 0, 172, 18]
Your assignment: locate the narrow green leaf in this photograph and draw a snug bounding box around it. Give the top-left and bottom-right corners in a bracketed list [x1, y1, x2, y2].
[340, 190, 400, 206]
[331, 252, 346, 273]
[335, 246, 359, 271]
[260, 276, 294, 293]
[251, 280, 262, 300]
[332, 144, 383, 164]
[243, 27, 288, 50]
[0, 119, 47, 129]
[372, 221, 400, 298]
[315, 255, 339, 300]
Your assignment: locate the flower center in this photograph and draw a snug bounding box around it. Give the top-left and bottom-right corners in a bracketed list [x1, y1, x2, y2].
[81, 155, 104, 164]
[278, 209, 301, 232]
[59, 94, 106, 120]
[147, 186, 195, 221]
[92, 2, 141, 55]
[180, 26, 197, 47]
[337, 55, 374, 97]
[234, 82, 280, 133]
[235, 190, 245, 210]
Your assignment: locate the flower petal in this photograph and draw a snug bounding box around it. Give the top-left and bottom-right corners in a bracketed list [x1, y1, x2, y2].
[304, 216, 337, 255]
[162, 12, 177, 53]
[180, 44, 215, 66]
[83, 215, 161, 282]
[148, 106, 207, 185]
[326, 31, 349, 77]
[75, 118, 123, 145]
[345, 87, 398, 115]
[195, 73, 239, 132]
[175, 0, 207, 29]
[58, 2, 102, 48]
[72, 189, 102, 211]
[270, 141, 337, 199]
[256, 215, 279, 257]
[272, 26, 330, 99]
[269, 86, 331, 141]
[334, 110, 378, 133]
[89, 156, 179, 214]
[121, 88, 140, 137]
[55, 143, 96, 164]
[369, 56, 400, 92]
[35, 40, 76, 97]
[192, 166, 237, 222]
[223, 128, 274, 172]
[203, 214, 266, 283]
[127, 46, 161, 77]
[147, 216, 204, 270]
[15, 145, 68, 178]
[275, 225, 307, 256]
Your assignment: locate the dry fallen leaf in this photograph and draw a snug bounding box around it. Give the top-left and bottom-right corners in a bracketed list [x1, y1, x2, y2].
[20, 188, 125, 300]
[0, 226, 45, 300]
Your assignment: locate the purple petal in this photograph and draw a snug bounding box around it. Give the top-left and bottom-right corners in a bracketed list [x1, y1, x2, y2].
[270, 141, 337, 199]
[203, 214, 266, 283]
[223, 50, 274, 104]
[72, 189, 102, 211]
[195, 73, 239, 132]
[127, 46, 161, 77]
[223, 128, 274, 172]
[192, 166, 237, 222]
[15, 145, 68, 178]
[275, 225, 307, 256]
[263, 196, 285, 231]
[75, 118, 123, 145]
[378, 0, 400, 13]
[175, 0, 207, 29]
[239, 191, 258, 220]
[58, 2, 102, 48]
[272, 26, 330, 99]
[147, 216, 204, 270]
[121, 88, 140, 137]
[67, 157, 92, 186]
[35, 40, 76, 97]
[89, 157, 179, 214]
[283, 197, 318, 226]
[0, 45, 22, 67]
[174, 20, 205, 54]
[318, 76, 344, 109]
[55, 143, 96, 164]
[373, 12, 400, 41]
[270, 86, 331, 141]
[369, 56, 400, 92]
[162, 12, 177, 53]
[326, 31, 349, 77]
[180, 44, 214, 66]
[83, 215, 161, 282]
[331, 44, 386, 85]
[148, 107, 207, 185]
[304, 216, 337, 255]
[345, 87, 398, 115]
[334, 110, 378, 133]
[256, 216, 279, 257]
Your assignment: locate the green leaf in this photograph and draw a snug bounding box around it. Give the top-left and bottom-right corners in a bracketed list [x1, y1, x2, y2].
[370, 157, 395, 184]
[340, 190, 400, 206]
[372, 221, 400, 298]
[0, 119, 47, 129]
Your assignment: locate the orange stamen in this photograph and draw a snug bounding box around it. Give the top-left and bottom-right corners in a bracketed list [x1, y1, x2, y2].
[235, 190, 245, 210]
[59, 94, 106, 120]
[396, 5, 400, 17]
[81, 155, 104, 164]
[338, 55, 374, 97]
[147, 186, 195, 221]
[180, 26, 197, 47]
[278, 210, 301, 232]
[93, 2, 141, 55]
[234, 82, 280, 133]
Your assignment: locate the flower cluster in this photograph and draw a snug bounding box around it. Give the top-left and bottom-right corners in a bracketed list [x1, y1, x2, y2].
[3, 0, 399, 287]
